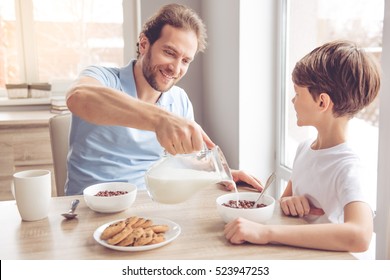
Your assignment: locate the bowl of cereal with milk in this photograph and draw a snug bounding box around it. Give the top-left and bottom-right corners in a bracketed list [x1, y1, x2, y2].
[216, 192, 275, 223]
[83, 182, 137, 213]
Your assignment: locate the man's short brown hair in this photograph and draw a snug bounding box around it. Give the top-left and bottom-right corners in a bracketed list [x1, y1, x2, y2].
[137, 3, 207, 58]
[292, 40, 381, 118]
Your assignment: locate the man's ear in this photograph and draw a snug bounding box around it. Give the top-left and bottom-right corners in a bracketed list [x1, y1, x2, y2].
[138, 33, 149, 55]
[318, 93, 332, 112]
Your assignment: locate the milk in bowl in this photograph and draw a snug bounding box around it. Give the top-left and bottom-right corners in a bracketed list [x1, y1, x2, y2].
[145, 146, 233, 204]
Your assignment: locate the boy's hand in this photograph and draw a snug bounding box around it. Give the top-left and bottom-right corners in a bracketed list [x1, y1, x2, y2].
[224, 217, 269, 245]
[309, 206, 325, 215]
[280, 196, 324, 217]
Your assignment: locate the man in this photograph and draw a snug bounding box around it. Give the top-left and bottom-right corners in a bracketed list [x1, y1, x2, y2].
[65, 3, 262, 195]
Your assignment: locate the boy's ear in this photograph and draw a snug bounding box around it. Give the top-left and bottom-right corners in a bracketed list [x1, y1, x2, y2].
[318, 93, 332, 112]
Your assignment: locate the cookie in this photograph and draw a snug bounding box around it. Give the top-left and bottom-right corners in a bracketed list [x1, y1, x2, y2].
[117, 227, 144, 246]
[133, 228, 154, 246]
[125, 216, 139, 227]
[147, 224, 169, 233]
[139, 219, 153, 228]
[100, 220, 126, 240]
[107, 227, 133, 245]
[132, 218, 147, 228]
[148, 233, 166, 245]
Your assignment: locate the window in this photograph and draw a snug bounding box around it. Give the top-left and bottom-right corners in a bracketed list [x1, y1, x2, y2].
[0, 1, 18, 87]
[277, 0, 384, 211]
[0, 0, 125, 93]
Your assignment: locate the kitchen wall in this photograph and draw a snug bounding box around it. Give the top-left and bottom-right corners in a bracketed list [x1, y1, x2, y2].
[201, 0, 240, 169]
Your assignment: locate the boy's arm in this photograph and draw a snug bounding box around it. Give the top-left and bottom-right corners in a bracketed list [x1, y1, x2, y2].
[225, 201, 372, 252]
[266, 201, 373, 252]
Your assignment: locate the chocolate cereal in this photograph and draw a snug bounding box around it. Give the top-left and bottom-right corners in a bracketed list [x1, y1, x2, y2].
[95, 190, 129, 197]
[222, 199, 266, 209]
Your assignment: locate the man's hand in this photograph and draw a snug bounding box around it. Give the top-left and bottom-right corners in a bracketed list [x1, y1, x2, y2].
[155, 114, 214, 155]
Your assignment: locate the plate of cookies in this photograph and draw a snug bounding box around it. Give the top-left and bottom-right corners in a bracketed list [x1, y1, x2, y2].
[93, 216, 181, 251]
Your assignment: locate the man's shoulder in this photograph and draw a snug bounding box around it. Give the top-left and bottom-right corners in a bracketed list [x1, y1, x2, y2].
[167, 85, 186, 95]
[80, 65, 121, 87]
[164, 85, 189, 102]
[82, 65, 120, 78]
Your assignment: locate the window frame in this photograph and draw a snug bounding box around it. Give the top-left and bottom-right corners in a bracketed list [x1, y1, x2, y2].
[375, 0, 390, 260]
[275, 0, 290, 198]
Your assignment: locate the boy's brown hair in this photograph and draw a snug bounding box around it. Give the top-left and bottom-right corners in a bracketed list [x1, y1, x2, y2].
[292, 40, 381, 118]
[137, 3, 207, 58]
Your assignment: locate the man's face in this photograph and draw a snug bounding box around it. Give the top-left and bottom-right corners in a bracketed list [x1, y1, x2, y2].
[141, 25, 198, 92]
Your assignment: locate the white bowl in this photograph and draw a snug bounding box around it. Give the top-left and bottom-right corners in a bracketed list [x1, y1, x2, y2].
[216, 192, 275, 223]
[83, 182, 137, 213]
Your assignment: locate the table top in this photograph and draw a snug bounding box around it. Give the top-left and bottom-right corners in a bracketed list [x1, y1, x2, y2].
[0, 186, 355, 260]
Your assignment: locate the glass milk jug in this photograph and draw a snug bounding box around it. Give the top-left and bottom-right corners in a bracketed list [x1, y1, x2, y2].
[144, 146, 234, 204]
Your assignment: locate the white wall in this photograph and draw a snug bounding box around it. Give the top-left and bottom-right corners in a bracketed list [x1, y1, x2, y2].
[201, 0, 240, 167]
[202, 0, 277, 179]
[238, 0, 277, 179]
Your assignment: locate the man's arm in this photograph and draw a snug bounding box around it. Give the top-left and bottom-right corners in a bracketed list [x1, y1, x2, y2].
[66, 76, 214, 154]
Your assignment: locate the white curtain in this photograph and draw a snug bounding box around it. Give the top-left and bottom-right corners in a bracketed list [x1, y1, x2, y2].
[375, 0, 390, 260]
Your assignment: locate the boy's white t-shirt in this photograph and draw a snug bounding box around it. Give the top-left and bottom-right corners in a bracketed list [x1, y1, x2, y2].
[290, 139, 370, 224]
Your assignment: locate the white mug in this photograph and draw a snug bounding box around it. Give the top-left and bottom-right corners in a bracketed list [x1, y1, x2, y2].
[13, 170, 52, 221]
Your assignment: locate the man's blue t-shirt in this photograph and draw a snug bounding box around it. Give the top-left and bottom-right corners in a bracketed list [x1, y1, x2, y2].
[65, 60, 194, 195]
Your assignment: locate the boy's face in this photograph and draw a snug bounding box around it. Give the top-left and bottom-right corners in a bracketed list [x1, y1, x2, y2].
[139, 25, 198, 92]
[291, 85, 320, 127]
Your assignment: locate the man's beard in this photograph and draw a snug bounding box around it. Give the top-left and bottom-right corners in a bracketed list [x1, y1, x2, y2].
[142, 49, 176, 92]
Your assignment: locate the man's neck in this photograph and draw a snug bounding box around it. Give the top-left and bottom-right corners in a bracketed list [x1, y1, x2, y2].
[133, 61, 162, 104]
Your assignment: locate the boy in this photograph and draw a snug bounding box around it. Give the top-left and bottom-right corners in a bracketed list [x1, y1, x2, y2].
[224, 40, 381, 252]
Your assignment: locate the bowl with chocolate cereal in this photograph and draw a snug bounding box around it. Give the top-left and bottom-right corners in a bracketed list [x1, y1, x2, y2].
[216, 192, 275, 223]
[83, 182, 137, 213]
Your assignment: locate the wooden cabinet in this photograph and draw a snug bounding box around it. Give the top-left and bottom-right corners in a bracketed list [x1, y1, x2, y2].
[0, 111, 57, 200]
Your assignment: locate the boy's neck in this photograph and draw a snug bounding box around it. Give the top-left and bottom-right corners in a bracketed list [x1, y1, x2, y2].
[312, 117, 349, 150]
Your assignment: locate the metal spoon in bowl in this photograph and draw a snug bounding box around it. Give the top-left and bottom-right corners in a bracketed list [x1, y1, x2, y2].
[61, 199, 80, 219]
[252, 172, 276, 208]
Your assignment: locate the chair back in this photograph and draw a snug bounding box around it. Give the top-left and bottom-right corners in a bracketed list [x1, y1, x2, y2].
[49, 113, 71, 196]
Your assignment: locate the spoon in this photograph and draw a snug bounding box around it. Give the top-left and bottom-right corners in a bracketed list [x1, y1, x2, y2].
[252, 172, 276, 208]
[61, 199, 80, 219]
